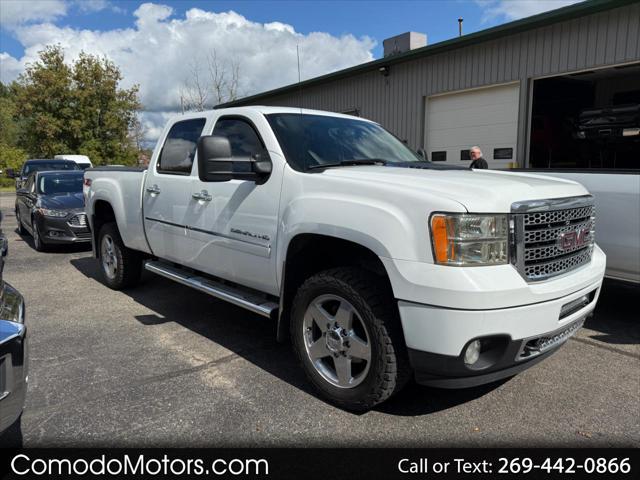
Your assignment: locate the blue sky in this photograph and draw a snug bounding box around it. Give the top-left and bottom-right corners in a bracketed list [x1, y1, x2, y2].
[1, 1, 581, 60]
[0, 0, 580, 140]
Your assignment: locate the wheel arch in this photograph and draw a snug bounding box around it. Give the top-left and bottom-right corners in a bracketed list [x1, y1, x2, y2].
[276, 233, 395, 342]
[91, 200, 117, 258]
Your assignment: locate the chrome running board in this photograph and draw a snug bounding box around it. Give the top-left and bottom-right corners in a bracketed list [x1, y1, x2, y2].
[144, 260, 278, 318]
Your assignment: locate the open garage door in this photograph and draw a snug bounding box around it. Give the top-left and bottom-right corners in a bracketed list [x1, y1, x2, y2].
[425, 83, 519, 168]
[529, 62, 640, 170]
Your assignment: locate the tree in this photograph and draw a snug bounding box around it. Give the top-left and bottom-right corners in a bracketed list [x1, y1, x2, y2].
[179, 50, 241, 112]
[0, 83, 28, 175]
[13, 45, 141, 165]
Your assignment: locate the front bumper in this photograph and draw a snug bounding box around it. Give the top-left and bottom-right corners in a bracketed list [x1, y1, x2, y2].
[386, 247, 605, 388]
[399, 281, 601, 387]
[35, 213, 91, 244]
[0, 281, 27, 433]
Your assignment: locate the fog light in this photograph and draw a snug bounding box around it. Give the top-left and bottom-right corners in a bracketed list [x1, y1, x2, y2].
[464, 340, 481, 366]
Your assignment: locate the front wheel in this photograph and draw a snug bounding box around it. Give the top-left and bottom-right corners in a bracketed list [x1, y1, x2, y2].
[98, 222, 142, 290]
[290, 267, 410, 411]
[32, 218, 47, 252]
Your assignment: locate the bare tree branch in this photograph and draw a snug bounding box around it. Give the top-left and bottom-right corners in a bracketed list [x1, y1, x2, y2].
[179, 49, 241, 112]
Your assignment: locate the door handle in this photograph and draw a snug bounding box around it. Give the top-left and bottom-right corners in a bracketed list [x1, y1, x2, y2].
[146, 184, 161, 195]
[192, 190, 212, 202]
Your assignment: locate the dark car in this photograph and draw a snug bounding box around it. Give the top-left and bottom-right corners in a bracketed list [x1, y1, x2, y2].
[575, 103, 640, 141]
[15, 170, 90, 251]
[8, 159, 80, 190]
[0, 211, 27, 439]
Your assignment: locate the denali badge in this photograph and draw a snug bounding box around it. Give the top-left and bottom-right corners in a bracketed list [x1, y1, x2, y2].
[557, 226, 590, 251]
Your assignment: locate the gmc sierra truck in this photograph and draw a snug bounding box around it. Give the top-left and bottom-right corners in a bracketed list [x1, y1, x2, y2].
[84, 107, 605, 410]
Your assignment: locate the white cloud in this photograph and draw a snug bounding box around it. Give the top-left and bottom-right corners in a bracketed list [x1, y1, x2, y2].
[0, 0, 67, 28]
[0, 2, 375, 143]
[0, 52, 22, 82]
[478, 0, 583, 22]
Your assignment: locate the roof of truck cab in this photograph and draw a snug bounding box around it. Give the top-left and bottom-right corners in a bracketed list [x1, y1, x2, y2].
[175, 106, 376, 122]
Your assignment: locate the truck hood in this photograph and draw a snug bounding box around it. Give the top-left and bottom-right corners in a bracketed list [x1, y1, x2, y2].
[320, 165, 590, 212]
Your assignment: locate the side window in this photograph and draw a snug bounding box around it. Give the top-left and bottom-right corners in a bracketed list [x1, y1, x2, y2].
[25, 175, 35, 192]
[157, 118, 206, 175]
[212, 118, 264, 158]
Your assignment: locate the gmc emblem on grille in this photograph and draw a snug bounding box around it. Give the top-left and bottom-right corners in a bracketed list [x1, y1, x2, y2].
[557, 226, 590, 251]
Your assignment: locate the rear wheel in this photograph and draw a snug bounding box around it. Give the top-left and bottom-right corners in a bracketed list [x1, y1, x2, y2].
[291, 267, 410, 411]
[98, 222, 142, 290]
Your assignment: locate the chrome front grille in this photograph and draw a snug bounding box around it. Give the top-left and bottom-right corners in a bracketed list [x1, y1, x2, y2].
[512, 196, 595, 282]
[523, 206, 593, 226]
[68, 213, 87, 227]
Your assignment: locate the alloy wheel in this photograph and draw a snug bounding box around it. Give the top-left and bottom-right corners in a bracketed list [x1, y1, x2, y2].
[302, 294, 372, 388]
[33, 221, 42, 249]
[101, 234, 118, 280]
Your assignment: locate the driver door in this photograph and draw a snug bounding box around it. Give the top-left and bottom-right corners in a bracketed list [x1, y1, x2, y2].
[185, 114, 283, 295]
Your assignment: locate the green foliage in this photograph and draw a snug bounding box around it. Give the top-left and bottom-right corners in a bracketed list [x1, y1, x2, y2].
[7, 45, 142, 166]
[0, 142, 28, 172]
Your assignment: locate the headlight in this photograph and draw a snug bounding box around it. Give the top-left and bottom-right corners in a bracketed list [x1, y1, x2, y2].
[430, 213, 509, 266]
[38, 208, 68, 218]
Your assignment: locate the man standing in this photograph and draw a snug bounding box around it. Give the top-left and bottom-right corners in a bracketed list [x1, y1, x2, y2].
[469, 146, 488, 169]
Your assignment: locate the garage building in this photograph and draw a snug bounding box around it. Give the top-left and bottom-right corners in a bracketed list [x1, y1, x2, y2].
[221, 0, 640, 169]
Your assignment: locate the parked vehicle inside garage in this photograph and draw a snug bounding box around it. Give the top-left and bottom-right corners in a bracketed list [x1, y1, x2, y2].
[84, 107, 606, 410]
[0, 211, 27, 435]
[15, 170, 90, 251]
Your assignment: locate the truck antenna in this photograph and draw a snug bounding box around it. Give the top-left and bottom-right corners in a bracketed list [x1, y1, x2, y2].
[296, 44, 303, 113]
[297, 44, 306, 169]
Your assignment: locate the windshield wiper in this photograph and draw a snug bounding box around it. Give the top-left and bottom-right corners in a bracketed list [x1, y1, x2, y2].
[306, 159, 387, 171]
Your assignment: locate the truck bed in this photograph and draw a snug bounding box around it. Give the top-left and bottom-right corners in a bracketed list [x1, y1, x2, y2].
[83, 167, 152, 255]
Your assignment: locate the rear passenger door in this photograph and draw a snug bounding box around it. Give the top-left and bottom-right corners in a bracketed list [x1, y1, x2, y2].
[143, 117, 208, 264]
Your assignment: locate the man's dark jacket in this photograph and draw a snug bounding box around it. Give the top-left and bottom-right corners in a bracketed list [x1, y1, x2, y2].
[470, 157, 488, 169]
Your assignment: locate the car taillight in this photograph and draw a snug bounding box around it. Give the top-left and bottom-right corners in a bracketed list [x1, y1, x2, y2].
[84, 178, 92, 186]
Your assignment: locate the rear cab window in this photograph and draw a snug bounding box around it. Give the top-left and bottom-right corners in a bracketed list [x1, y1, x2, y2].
[157, 118, 207, 175]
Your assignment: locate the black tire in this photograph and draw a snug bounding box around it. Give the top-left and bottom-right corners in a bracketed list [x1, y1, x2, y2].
[15, 208, 26, 235]
[31, 217, 47, 252]
[98, 222, 142, 290]
[290, 267, 410, 411]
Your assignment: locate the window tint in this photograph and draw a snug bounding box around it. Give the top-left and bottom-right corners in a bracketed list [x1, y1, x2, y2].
[23, 161, 79, 175]
[38, 173, 84, 195]
[266, 113, 420, 171]
[25, 175, 35, 192]
[212, 118, 264, 158]
[157, 118, 206, 174]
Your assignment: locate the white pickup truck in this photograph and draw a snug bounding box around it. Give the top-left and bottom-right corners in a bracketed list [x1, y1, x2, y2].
[84, 107, 605, 410]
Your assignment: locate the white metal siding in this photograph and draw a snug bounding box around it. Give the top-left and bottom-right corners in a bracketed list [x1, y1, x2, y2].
[425, 83, 520, 168]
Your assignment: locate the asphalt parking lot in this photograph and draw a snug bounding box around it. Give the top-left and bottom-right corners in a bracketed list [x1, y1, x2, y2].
[0, 192, 638, 448]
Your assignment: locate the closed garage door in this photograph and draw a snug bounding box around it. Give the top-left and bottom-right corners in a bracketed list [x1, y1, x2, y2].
[425, 83, 519, 168]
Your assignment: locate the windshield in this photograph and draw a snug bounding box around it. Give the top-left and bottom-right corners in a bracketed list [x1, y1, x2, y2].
[266, 113, 421, 171]
[38, 173, 84, 195]
[24, 161, 80, 175]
